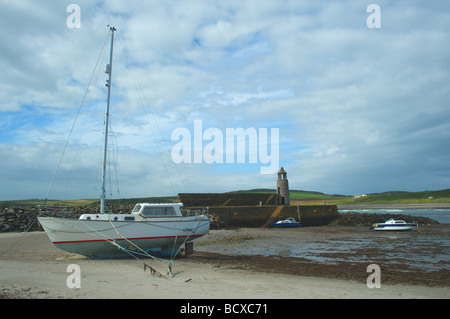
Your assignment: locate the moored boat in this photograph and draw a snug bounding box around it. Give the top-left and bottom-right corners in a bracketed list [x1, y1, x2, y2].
[371, 218, 418, 231]
[273, 217, 301, 227]
[38, 203, 210, 258]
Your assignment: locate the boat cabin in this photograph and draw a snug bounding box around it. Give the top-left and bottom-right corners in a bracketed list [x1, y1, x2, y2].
[79, 203, 184, 221]
[385, 218, 406, 224]
[132, 203, 184, 217]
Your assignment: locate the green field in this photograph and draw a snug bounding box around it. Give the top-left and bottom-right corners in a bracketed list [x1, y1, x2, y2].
[228, 188, 450, 204]
[0, 196, 177, 207]
[289, 191, 349, 200]
[231, 188, 350, 201]
[0, 198, 98, 207]
[2, 189, 449, 207]
[336, 189, 450, 205]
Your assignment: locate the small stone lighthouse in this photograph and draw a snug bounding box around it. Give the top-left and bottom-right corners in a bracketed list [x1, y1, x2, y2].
[276, 167, 290, 205]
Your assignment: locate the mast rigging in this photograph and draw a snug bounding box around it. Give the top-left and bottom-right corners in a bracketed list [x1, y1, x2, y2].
[101, 25, 116, 213]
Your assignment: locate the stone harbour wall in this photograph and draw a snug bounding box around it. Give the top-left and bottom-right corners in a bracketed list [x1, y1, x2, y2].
[190, 205, 340, 228]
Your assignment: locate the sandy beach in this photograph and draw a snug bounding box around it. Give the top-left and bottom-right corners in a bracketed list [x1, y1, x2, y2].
[0, 227, 449, 300]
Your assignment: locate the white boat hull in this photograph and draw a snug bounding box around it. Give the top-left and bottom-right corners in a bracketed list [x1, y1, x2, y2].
[372, 223, 417, 231]
[38, 216, 210, 258]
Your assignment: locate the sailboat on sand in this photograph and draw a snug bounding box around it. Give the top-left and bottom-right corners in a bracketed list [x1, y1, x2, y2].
[38, 26, 210, 259]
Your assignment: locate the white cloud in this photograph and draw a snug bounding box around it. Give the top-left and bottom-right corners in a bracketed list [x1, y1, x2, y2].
[0, 0, 449, 200]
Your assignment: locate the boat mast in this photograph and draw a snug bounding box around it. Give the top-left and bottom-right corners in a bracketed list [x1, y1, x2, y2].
[101, 26, 116, 214]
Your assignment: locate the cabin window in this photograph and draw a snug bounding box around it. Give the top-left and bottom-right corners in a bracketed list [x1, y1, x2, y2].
[132, 205, 142, 213]
[164, 207, 176, 215]
[140, 206, 176, 217]
[124, 216, 135, 221]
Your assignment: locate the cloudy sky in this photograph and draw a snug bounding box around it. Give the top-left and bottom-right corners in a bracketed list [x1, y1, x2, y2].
[1, 0, 449, 200]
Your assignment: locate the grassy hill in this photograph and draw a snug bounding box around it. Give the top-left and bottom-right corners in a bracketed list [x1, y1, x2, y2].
[231, 188, 450, 204]
[232, 189, 351, 201]
[0, 198, 98, 207]
[2, 189, 449, 207]
[337, 189, 450, 205]
[0, 196, 177, 207]
[89, 196, 178, 206]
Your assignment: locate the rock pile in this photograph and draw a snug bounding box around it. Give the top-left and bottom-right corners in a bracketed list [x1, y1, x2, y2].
[329, 212, 439, 227]
[0, 207, 42, 232]
[0, 205, 134, 233]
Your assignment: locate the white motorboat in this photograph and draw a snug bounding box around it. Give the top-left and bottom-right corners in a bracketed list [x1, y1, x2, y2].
[38, 27, 210, 258]
[371, 218, 418, 231]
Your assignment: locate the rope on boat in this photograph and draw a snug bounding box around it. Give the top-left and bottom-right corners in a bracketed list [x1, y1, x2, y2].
[42, 214, 171, 278]
[43, 32, 111, 206]
[0, 214, 41, 258]
[101, 209, 173, 278]
[101, 202, 208, 261]
[37, 205, 207, 279]
[99, 221, 172, 278]
[168, 215, 205, 260]
[104, 213, 207, 278]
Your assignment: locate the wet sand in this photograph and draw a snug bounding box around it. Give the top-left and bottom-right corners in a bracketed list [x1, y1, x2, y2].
[0, 227, 449, 299]
[195, 226, 450, 287]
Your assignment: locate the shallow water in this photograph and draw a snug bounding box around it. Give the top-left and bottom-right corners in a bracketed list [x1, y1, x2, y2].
[299, 227, 448, 272]
[200, 225, 450, 273]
